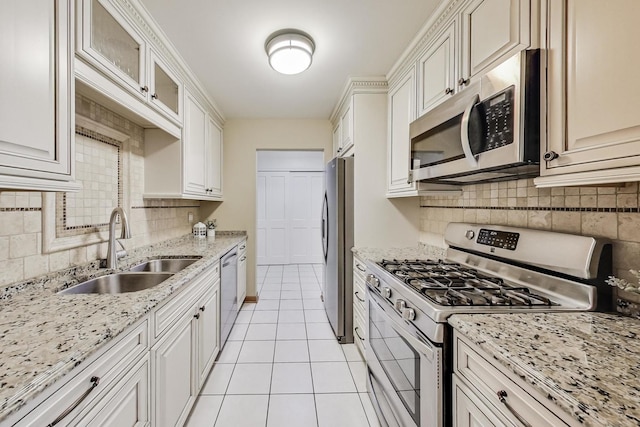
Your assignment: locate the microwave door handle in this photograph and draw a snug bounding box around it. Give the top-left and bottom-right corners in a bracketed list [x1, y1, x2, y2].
[461, 94, 480, 167]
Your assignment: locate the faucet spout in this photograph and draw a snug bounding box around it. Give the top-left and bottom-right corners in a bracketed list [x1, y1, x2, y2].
[106, 207, 131, 269]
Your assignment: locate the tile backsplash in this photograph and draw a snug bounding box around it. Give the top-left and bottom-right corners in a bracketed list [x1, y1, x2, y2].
[420, 179, 640, 285]
[0, 95, 199, 287]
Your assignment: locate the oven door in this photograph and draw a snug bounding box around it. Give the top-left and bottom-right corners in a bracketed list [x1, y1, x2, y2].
[366, 290, 443, 427]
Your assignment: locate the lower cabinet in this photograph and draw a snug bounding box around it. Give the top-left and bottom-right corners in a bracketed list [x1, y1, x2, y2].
[452, 331, 572, 427]
[10, 261, 221, 427]
[352, 255, 368, 357]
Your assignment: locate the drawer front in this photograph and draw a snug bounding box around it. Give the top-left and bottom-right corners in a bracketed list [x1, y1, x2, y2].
[14, 320, 149, 427]
[452, 374, 502, 427]
[455, 337, 568, 427]
[154, 263, 217, 338]
[353, 275, 366, 313]
[353, 256, 367, 283]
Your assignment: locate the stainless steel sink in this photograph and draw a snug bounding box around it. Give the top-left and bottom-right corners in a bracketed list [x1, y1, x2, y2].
[58, 272, 173, 295]
[128, 258, 200, 273]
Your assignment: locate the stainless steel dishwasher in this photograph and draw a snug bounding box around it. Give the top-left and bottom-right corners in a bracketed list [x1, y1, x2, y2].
[220, 247, 238, 349]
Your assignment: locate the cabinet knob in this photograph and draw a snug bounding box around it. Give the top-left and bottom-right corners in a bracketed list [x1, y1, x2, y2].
[445, 87, 454, 95]
[199, 305, 206, 312]
[458, 77, 469, 86]
[337, 148, 342, 152]
[194, 313, 200, 319]
[141, 85, 149, 93]
[151, 93, 158, 99]
[543, 151, 559, 161]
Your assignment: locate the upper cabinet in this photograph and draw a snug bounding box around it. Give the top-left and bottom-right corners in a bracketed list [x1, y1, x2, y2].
[0, 0, 79, 191]
[535, 0, 640, 187]
[331, 98, 354, 157]
[388, 68, 417, 194]
[417, 0, 530, 117]
[76, 0, 184, 125]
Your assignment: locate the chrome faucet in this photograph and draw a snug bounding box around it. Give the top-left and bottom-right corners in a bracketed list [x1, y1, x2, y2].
[106, 207, 132, 269]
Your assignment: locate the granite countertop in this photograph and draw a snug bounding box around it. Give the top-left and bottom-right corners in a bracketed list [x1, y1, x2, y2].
[0, 232, 246, 422]
[352, 244, 446, 263]
[449, 312, 640, 427]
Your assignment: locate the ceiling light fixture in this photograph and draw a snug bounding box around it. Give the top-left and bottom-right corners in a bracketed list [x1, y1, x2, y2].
[265, 29, 315, 75]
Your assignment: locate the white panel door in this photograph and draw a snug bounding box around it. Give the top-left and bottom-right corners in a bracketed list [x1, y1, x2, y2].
[256, 172, 289, 265]
[289, 172, 324, 264]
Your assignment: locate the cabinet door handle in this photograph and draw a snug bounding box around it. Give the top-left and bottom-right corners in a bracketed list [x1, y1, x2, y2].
[141, 85, 149, 93]
[543, 151, 559, 161]
[240, 256, 246, 262]
[497, 390, 532, 427]
[445, 87, 454, 95]
[194, 313, 200, 319]
[151, 93, 158, 99]
[354, 327, 365, 342]
[354, 291, 365, 303]
[199, 305, 206, 312]
[47, 376, 100, 426]
[458, 77, 469, 86]
[355, 263, 366, 272]
[239, 244, 246, 250]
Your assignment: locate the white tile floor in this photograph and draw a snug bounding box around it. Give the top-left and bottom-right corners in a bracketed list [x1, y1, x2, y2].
[185, 264, 380, 427]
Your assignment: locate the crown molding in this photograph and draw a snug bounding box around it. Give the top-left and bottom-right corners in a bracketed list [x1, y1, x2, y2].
[387, 0, 465, 87]
[329, 76, 388, 124]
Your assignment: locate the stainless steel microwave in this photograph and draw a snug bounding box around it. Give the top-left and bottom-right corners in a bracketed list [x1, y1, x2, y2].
[409, 49, 540, 184]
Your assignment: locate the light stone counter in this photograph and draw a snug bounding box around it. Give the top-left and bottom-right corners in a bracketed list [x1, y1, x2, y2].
[352, 244, 446, 263]
[0, 232, 246, 422]
[449, 312, 640, 427]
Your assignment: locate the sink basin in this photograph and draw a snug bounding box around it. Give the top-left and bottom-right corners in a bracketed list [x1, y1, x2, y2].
[128, 258, 200, 273]
[59, 272, 173, 295]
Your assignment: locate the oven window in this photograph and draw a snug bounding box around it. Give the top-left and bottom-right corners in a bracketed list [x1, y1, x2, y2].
[369, 300, 420, 425]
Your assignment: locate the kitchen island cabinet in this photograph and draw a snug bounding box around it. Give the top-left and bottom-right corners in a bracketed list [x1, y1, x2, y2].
[536, 0, 640, 187]
[0, 0, 79, 192]
[449, 312, 640, 427]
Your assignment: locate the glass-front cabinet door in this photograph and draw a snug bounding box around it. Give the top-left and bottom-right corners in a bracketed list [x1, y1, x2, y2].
[149, 50, 182, 121]
[78, 0, 147, 98]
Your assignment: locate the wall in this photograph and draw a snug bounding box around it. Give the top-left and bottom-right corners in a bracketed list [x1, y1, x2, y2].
[200, 119, 333, 297]
[0, 95, 197, 288]
[419, 178, 640, 283]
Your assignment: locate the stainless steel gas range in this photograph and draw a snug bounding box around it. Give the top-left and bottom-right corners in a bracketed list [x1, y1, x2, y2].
[364, 223, 613, 427]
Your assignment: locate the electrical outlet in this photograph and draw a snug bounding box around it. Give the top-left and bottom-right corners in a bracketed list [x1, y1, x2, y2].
[188, 212, 194, 223]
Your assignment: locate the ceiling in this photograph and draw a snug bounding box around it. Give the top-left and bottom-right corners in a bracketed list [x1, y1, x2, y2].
[138, 0, 443, 120]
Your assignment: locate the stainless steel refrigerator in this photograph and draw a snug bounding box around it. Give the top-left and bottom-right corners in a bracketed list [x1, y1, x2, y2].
[321, 156, 354, 344]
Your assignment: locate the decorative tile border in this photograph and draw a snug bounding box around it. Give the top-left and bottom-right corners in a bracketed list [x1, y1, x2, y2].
[131, 205, 200, 209]
[420, 205, 640, 213]
[0, 208, 41, 212]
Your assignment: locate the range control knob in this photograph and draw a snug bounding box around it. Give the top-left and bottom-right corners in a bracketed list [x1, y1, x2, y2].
[402, 307, 416, 321]
[395, 299, 407, 312]
[465, 230, 475, 240]
[382, 287, 392, 299]
[366, 274, 380, 288]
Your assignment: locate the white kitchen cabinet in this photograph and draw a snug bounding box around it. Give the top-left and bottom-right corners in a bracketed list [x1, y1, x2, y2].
[78, 355, 150, 427]
[195, 285, 219, 388]
[149, 49, 183, 122]
[77, 0, 147, 100]
[0, 0, 79, 191]
[11, 321, 149, 426]
[352, 255, 368, 357]
[206, 117, 224, 197]
[535, 0, 640, 187]
[459, 0, 530, 88]
[237, 240, 247, 309]
[340, 102, 354, 156]
[418, 20, 457, 116]
[387, 68, 417, 195]
[184, 90, 208, 195]
[331, 92, 355, 157]
[332, 124, 340, 157]
[453, 332, 573, 427]
[152, 310, 195, 427]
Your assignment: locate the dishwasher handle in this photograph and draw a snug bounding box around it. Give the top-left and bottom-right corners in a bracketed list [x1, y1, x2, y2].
[222, 252, 237, 267]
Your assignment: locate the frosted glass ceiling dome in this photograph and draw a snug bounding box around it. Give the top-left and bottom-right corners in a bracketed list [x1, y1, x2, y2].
[265, 30, 315, 75]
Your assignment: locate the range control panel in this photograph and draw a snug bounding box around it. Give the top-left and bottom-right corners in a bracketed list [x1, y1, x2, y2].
[477, 228, 519, 251]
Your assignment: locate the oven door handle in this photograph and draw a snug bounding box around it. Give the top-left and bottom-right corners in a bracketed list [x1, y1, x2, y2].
[460, 93, 480, 168]
[371, 294, 436, 361]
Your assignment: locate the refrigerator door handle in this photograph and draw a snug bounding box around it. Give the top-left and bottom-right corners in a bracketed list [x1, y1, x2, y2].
[322, 192, 329, 262]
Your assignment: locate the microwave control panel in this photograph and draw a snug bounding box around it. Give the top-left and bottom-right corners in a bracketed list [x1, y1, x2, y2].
[480, 86, 514, 153]
[477, 228, 519, 251]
